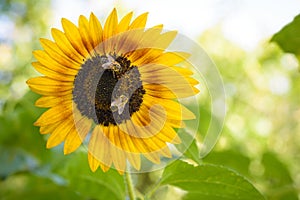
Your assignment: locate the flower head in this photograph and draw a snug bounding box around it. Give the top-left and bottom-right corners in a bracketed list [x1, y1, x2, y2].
[27, 8, 199, 174]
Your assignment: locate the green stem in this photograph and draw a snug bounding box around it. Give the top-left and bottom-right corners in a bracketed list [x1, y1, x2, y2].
[125, 171, 135, 200]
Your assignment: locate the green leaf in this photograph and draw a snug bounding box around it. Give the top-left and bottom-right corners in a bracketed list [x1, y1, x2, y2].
[271, 14, 300, 56]
[0, 173, 82, 200]
[56, 151, 125, 200]
[203, 150, 251, 178]
[159, 160, 265, 200]
[261, 152, 298, 200]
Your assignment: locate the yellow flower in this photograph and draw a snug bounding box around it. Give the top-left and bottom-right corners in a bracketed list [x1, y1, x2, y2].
[27, 8, 199, 174]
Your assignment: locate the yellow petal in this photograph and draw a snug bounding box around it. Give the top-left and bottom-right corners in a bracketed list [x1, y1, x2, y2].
[34, 103, 73, 126]
[143, 94, 196, 120]
[33, 50, 78, 75]
[131, 30, 177, 65]
[130, 29, 176, 65]
[143, 152, 160, 164]
[158, 146, 172, 158]
[134, 104, 181, 144]
[186, 77, 199, 85]
[115, 125, 128, 152]
[88, 126, 102, 160]
[103, 8, 118, 41]
[27, 76, 73, 85]
[61, 18, 90, 58]
[88, 125, 112, 170]
[100, 126, 113, 169]
[143, 84, 176, 99]
[32, 62, 75, 81]
[129, 12, 148, 30]
[39, 38, 81, 69]
[63, 127, 81, 154]
[153, 30, 177, 49]
[126, 152, 141, 170]
[64, 117, 92, 154]
[135, 108, 181, 146]
[125, 120, 161, 164]
[114, 29, 145, 56]
[116, 12, 133, 33]
[99, 162, 111, 173]
[118, 125, 138, 153]
[88, 152, 100, 172]
[144, 134, 169, 152]
[135, 106, 166, 138]
[127, 110, 171, 154]
[39, 121, 61, 134]
[166, 119, 186, 128]
[144, 83, 198, 99]
[51, 28, 85, 63]
[126, 26, 163, 64]
[78, 15, 94, 53]
[46, 117, 75, 148]
[140, 66, 197, 97]
[35, 95, 72, 108]
[27, 86, 72, 96]
[169, 66, 194, 76]
[109, 126, 126, 173]
[89, 13, 103, 48]
[158, 125, 181, 144]
[152, 24, 164, 29]
[120, 116, 152, 138]
[132, 106, 152, 132]
[26, 77, 73, 95]
[111, 125, 123, 151]
[131, 110, 174, 150]
[151, 52, 190, 66]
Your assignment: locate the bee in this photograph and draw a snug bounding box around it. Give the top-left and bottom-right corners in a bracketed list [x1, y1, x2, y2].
[101, 55, 122, 78]
[110, 94, 129, 114]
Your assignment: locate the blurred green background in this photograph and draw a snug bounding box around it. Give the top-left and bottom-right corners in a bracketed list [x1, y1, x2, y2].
[0, 0, 300, 199]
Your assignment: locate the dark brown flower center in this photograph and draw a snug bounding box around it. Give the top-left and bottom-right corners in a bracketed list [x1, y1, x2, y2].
[72, 54, 145, 126]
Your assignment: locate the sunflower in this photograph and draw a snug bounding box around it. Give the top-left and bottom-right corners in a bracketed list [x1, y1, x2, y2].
[27, 8, 199, 174]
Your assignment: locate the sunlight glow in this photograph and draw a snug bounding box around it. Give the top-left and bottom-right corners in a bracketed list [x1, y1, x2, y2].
[52, 0, 300, 51]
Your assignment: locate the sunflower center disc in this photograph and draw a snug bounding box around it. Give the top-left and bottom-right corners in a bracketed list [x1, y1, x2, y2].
[73, 54, 145, 126]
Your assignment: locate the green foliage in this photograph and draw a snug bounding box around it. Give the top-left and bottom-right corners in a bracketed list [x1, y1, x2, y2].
[261, 152, 298, 200]
[272, 14, 300, 57]
[56, 152, 125, 200]
[0, 173, 82, 200]
[0, 147, 38, 178]
[158, 160, 265, 200]
[0, 1, 299, 199]
[175, 130, 201, 164]
[203, 150, 251, 178]
[0, 92, 126, 200]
